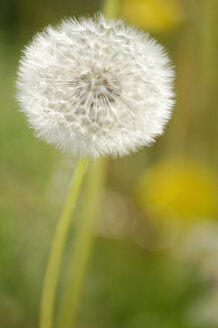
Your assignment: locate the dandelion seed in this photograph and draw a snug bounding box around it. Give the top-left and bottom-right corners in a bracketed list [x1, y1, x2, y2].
[16, 14, 175, 158]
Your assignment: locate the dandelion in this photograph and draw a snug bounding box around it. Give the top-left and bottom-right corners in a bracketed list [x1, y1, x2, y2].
[120, 0, 184, 33]
[16, 14, 175, 158]
[135, 159, 217, 220]
[16, 13, 175, 328]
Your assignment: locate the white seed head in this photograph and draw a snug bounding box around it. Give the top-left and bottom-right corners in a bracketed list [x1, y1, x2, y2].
[16, 14, 175, 158]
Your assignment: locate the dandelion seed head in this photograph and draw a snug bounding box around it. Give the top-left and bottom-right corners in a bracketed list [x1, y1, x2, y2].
[16, 14, 175, 158]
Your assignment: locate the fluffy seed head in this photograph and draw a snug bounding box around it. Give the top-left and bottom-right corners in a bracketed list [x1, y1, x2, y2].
[16, 14, 175, 158]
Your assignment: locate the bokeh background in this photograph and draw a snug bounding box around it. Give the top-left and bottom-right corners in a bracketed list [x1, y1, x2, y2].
[0, 0, 218, 327]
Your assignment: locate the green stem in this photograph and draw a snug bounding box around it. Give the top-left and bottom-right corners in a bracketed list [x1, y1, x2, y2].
[102, 0, 120, 18]
[57, 158, 106, 328]
[39, 157, 89, 328]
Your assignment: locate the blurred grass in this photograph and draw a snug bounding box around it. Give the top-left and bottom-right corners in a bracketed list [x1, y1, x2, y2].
[0, 0, 218, 327]
[0, 43, 58, 327]
[79, 238, 203, 328]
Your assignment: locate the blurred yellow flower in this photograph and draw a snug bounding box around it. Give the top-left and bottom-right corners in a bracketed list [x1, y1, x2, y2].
[135, 159, 217, 220]
[120, 0, 184, 33]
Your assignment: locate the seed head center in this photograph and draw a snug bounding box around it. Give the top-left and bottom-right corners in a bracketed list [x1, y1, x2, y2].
[77, 70, 121, 104]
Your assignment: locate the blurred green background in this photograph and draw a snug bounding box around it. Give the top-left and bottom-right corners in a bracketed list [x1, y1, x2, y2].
[0, 0, 218, 327]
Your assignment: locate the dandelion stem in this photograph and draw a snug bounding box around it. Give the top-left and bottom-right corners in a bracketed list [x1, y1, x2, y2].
[57, 158, 106, 328]
[102, 0, 120, 18]
[39, 157, 89, 328]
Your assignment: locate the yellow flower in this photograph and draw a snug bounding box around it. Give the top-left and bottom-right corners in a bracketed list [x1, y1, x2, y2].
[120, 0, 184, 33]
[135, 159, 217, 221]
